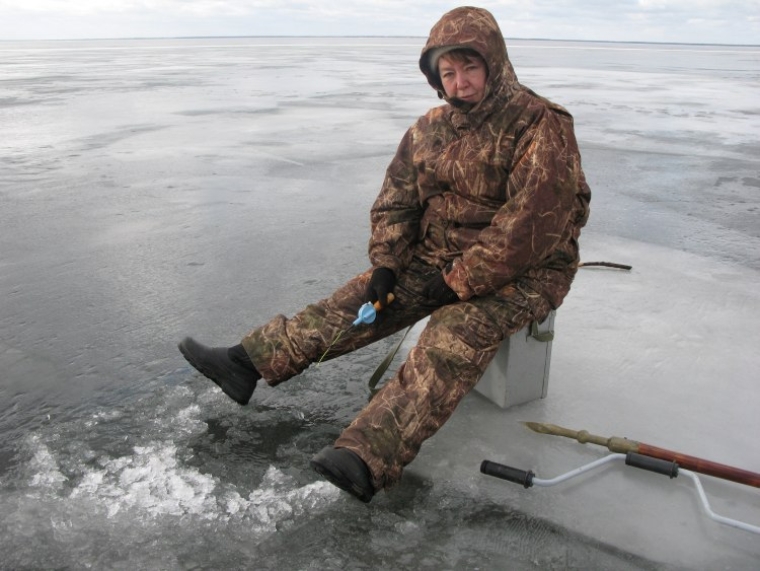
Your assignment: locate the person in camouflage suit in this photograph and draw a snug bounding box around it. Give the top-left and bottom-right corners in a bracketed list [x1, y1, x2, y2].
[179, 6, 591, 503]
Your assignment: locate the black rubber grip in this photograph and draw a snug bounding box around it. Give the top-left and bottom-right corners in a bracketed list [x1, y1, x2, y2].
[625, 452, 679, 478]
[480, 460, 534, 488]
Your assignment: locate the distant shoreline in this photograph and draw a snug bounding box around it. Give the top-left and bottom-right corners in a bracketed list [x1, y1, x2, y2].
[0, 35, 758, 48]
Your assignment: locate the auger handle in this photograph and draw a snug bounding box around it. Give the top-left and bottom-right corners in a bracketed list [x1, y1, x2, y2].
[481, 460, 535, 488]
[625, 452, 679, 478]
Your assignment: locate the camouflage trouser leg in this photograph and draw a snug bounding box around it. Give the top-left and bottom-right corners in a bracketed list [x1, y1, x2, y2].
[334, 284, 553, 491]
[240, 256, 557, 492]
[240, 258, 440, 385]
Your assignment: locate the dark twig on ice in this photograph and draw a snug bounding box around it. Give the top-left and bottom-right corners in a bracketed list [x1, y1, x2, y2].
[579, 261, 632, 271]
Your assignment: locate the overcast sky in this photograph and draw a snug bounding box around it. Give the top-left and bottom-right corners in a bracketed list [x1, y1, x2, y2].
[0, 1, 758, 45]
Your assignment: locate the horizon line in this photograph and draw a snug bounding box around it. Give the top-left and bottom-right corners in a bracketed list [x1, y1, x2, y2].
[0, 35, 758, 49]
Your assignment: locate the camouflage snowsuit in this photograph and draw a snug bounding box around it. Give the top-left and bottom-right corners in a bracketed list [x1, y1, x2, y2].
[242, 6, 591, 491]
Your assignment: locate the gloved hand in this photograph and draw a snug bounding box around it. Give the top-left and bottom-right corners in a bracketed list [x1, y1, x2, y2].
[365, 267, 396, 309]
[421, 269, 459, 305]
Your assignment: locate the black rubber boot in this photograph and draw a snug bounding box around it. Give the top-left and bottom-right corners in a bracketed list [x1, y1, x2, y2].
[310, 446, 375, 503]
[178, 337, 261, 405]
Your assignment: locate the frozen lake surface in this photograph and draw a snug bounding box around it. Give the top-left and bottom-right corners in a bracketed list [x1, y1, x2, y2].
[1, 37, 759, 570]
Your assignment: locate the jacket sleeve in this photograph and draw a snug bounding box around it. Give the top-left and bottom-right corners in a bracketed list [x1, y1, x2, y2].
[368, 127, 423, 274]
[446, 108, 585, 299]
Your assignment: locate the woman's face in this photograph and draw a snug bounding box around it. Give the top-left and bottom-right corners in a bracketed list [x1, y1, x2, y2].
[438, 54, 487, 104]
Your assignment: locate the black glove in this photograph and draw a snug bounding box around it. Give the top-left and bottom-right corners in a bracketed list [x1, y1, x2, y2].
[365, 267, 396, 308]
[421, 270, 459, 305]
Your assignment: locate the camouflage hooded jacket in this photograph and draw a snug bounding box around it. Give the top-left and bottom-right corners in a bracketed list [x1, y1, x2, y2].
[368, 6, 591, 303]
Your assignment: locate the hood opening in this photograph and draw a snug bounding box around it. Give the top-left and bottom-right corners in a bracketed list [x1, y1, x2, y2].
[418, 6, 518, 104]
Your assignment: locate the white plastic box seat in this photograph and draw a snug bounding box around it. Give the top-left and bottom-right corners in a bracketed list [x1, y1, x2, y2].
[473, 310, 555, 409]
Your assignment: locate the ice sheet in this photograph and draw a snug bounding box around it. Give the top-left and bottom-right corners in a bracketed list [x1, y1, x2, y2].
[1, 37, 758, 570]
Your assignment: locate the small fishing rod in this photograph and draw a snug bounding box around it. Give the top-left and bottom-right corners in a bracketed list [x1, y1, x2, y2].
[318, 293, 395, 364]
